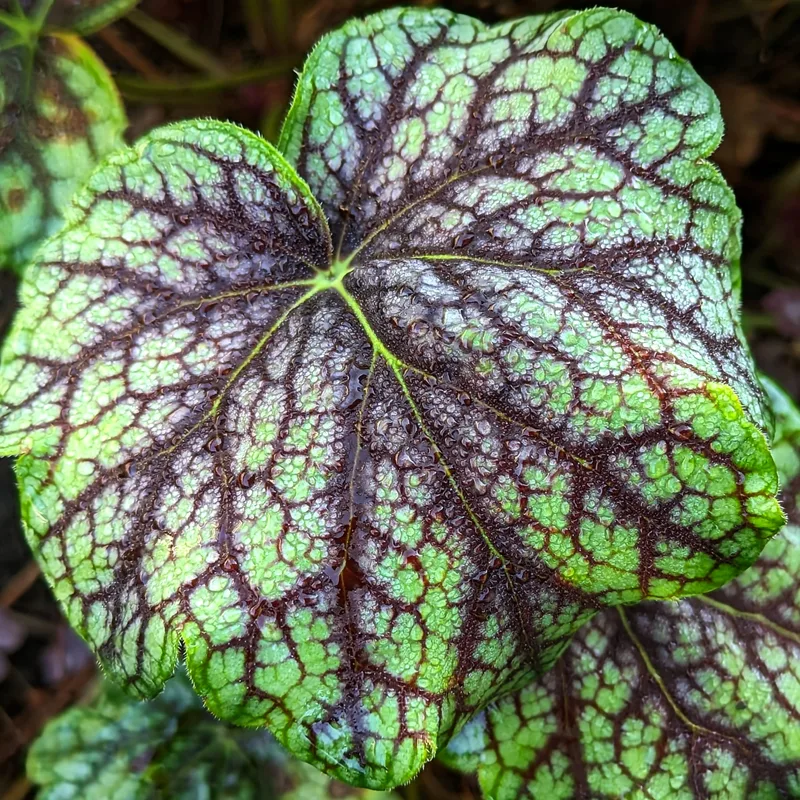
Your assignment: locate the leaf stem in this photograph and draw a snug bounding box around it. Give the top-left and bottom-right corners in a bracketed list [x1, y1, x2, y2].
[268, 0, 289, 52]
[242, 0, 267, 52]
[96, 24, 163, 80]
[0, 6, 35, 38]
[115, 60, 297, 103]
[125, 8, 229, 77]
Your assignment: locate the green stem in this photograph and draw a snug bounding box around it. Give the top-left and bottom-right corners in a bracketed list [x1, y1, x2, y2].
[242, 0, 267, 51]
[115, 60, 296, 103]
[268, 0, 289, 52]
[32, 0, 55, 29]
[0, 9, 30, 36]
[125, 8, 229, 77]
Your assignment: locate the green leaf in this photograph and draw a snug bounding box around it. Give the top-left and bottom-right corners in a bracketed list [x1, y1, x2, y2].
[0, 1, 131, 272]
[27, 670, 398, 800]
[441, 375, 800, 799]
[0, 7, 784, 791]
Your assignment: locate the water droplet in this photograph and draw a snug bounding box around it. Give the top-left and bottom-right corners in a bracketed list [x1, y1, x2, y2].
[487, 153, 505, 169]
[249, 598, 267, 618]
[252, 239, 266, 253]
[408, 319, 430, 337]
[393, 449, 417, 469]
[221, 556, 239, 572]
[205, 435, 224, 453]
[476, 419, 491, 436]
[670, 424, 694, 441]
[237, 470, 256, 488]
[453, 232, 475, 249]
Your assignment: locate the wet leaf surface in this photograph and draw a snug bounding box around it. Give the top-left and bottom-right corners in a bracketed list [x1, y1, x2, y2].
[442, 374, 800, 799]
[0, 8, 784, 790]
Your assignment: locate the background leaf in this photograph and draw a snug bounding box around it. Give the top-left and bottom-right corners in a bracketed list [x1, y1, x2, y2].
[0, 2, 130, 272]
[442, 375, 800, 799]
[0, 8, 785, 791]
[26, 669, 398, 800]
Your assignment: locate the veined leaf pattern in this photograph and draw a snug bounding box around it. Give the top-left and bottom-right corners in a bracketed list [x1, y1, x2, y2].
[27, 669, 398, 800]
[0, 7, 784, 789]
[0, 0, 132, 271]
[442, 375, 800, 799]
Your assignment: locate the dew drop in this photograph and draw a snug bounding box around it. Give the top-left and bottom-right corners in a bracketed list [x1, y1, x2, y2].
[393, 449, 417, 469]
[237, 470, 256, 488]
[408, 319, 430, 337]
[475, 419, 491, 436]
[453, 231, 475, 249]
[252, 239, 266, 253]
[221, 556, 239, 572]
[205, 435, 224, 453]
[670, 424, 694, 441]
[487, 153, 505, 169]
[249, 598, 267, 618]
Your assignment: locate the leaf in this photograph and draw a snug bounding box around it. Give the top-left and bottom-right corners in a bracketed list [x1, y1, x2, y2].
[0, 1, 131, 272]
[27, 669, 398, 800]
[0, 7, 784, 790]
[441, 375, 800, 799]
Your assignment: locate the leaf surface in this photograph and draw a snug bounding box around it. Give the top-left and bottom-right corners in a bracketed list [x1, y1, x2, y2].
[27, 669, 398, 800]
[0, 1, 130, 271]
[0, 8, 784, 790]
[442, 375, 800, 799]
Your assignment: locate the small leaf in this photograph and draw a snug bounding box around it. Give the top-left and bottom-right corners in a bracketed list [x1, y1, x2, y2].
[27, 669, 398, 800]
[442, 375, 800, 799]
[0, 8, 784, 791]
[0, 2, 130, 272]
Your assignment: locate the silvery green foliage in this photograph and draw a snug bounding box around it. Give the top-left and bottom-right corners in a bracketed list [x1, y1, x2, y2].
[442, 375, 800, 799]
[0, 6, 784, 789]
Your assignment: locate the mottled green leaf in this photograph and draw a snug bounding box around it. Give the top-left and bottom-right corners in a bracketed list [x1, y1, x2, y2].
[0, 7, 784, 791]
[27, 670, 397, 800]
[0, 1, 130, 272]
[442, 376, 800, 799]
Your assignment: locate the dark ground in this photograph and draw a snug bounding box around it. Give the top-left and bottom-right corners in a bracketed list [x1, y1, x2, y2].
[1, 0, 799, 797]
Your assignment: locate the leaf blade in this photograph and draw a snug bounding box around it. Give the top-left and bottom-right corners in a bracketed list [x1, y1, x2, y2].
[442, 375, 800, 799]
[0, 33, 127, 272]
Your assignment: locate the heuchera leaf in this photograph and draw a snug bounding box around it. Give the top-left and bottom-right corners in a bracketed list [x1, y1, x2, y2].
[0, 7, 785, 789]
[26, 669, 398, 800]
[441, 375, 800, 799]
[0, 0, 131, 272]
